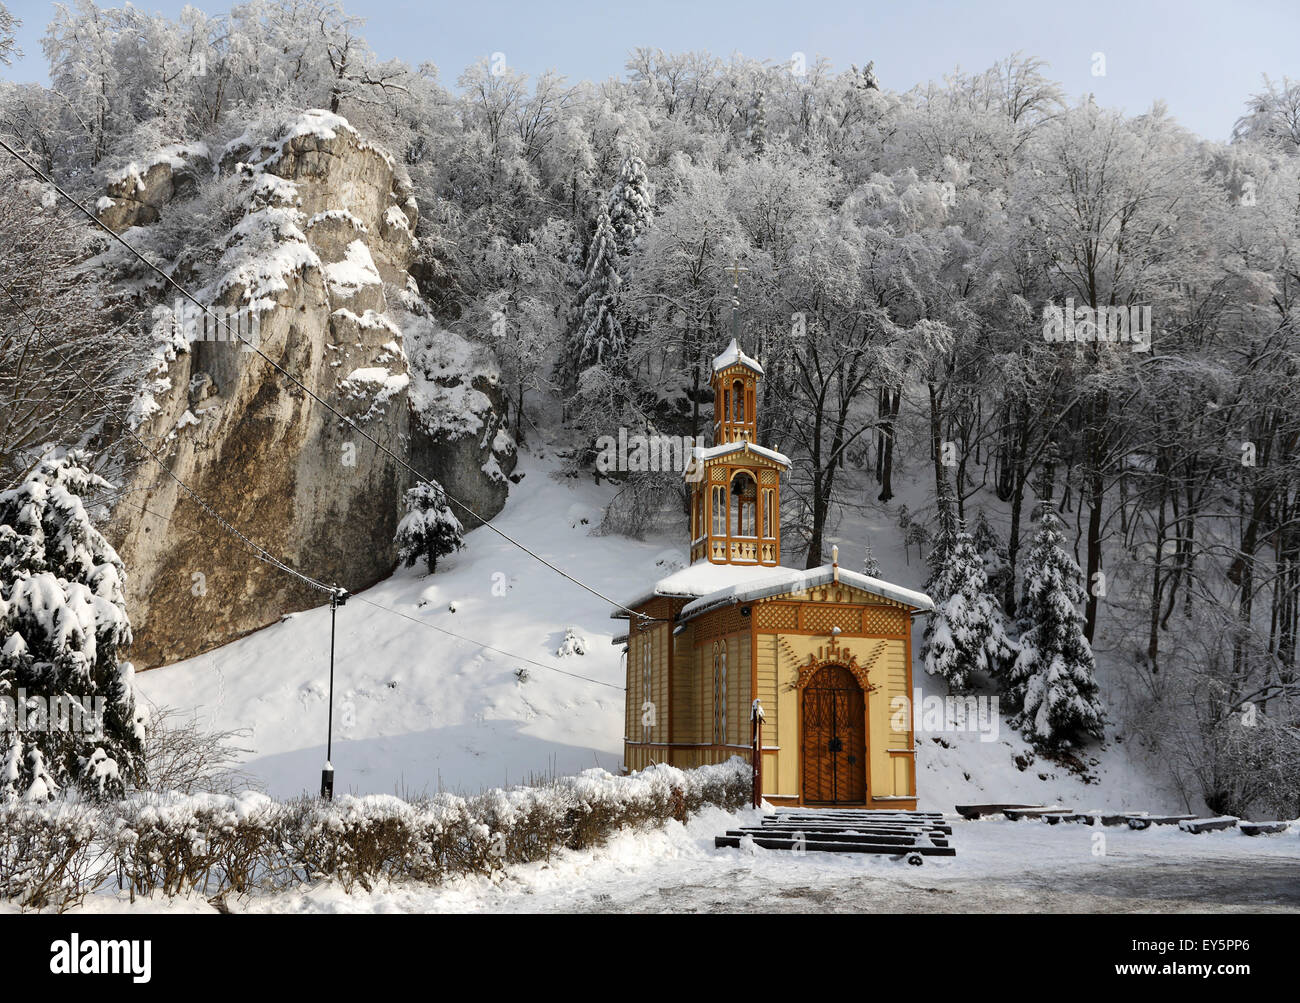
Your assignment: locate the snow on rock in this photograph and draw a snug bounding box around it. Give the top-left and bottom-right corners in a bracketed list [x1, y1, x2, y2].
[106, 110, 421, 667]
[323, 239, 383, 299]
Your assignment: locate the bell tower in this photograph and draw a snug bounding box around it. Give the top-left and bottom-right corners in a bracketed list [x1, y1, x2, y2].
[686, 268, 788, 567]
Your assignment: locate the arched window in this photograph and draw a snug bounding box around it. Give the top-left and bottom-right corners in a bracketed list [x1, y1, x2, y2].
[732, 379, 745, 422]
[731, 472, 758, 538]
[762, 489, 774, 538]
[711, 485, 727, 537]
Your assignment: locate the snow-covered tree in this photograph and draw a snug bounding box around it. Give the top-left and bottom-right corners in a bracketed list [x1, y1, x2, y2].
[566, 210, 626, 380]
[0, 451, 145, 801]
[861, 540, 881, 578]
[0, 3, 20, 66]
[606, 150, 653, 253]
[921, 526, 1016, 691]
[1005, 503, 1104, 748]
[1232, 75, 1300, 153]
[970, 508, 1012, 611]
[395, 480, 464, 575]
[747, 90, 768, 154]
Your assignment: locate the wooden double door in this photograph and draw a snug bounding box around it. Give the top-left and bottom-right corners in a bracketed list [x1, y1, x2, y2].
[801, 664, 867, 804]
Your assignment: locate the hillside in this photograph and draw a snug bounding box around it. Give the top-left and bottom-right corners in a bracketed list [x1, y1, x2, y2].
[136, 441, 1182, 813]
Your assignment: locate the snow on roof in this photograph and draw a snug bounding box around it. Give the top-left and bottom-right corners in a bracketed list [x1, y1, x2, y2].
[711, 338, 763, 376]
[613, 561, 933, 620]
[692, 440, 790, 468]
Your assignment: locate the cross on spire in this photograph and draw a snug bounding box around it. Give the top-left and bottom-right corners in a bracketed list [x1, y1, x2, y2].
[726, 260, 749, 339]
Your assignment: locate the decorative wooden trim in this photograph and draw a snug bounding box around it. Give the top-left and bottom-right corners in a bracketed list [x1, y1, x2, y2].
[791, 639, 886, 695]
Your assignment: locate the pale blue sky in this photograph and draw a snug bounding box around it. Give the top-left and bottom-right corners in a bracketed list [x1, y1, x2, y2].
[3, 0, 1297, 141]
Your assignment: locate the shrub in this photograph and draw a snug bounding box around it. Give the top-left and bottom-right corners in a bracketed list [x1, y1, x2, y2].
[0, 757, 751, 909]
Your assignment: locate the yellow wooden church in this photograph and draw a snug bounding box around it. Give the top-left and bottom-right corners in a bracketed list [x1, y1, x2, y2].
[615, 338, 933, 808]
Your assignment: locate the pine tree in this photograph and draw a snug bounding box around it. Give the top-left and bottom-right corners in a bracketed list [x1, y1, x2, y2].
[921, 526, 1016, 691]
[0, 451, 145, 801]
[1005, 503, 1105, 748]
[567, 210, 626, 377]
[862, 540, 881, 578]
[395, 480, 464, 575]
[970, 508, 1012, 610]
[606, 151, 653, 254]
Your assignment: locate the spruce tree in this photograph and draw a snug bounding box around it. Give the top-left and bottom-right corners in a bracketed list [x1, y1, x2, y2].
[971, 508, 1013, 610]
[0, 451, 145, 801]
[568, 210, 626, 375]
[606, 151, 653, 254]
[921, 526, 1017, 691]
[1006, 502, 1105, 748]
[861, 539, 881, 578]
[395, 480, 464, 575]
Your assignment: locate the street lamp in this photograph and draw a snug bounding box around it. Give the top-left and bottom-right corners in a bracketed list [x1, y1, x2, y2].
[321, 586, 348, 799]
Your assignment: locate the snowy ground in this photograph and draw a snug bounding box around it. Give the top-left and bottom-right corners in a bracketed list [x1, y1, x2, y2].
[65, 808, 1300, 914]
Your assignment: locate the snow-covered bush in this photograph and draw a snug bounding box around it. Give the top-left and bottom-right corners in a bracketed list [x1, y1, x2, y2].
[0, 758, 750, 907]
[0, 799, 107, 911]
[110, 791, 278, 900]
[277, 793, 436, 892]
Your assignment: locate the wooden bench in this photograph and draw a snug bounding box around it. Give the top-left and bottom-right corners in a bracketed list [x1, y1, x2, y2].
[1240, 821, 1290, 836]
[1003, 806, 1071, 821]
[1178, 816, 1239, 834]
[1126, 814, 1196, 830]
[954, 803, 1045, 820]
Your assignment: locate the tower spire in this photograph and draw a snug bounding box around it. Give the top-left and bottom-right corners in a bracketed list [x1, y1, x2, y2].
[727, 261, 749, 342]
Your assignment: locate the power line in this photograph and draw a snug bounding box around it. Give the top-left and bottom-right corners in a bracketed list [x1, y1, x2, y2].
[353, 596, 625, 691]
[8, 358, 622, 692]
[0, 136, 655, 625]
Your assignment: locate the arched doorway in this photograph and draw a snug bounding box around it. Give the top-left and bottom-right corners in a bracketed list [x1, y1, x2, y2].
[801, 664, 867, 804]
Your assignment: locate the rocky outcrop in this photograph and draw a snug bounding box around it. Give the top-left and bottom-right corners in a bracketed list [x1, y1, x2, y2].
[97, 144, 210, 231]
[406, 324, 518, 530]
[106, 111, 512, 668]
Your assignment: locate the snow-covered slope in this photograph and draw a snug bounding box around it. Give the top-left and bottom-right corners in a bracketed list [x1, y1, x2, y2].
[137, 446, 1182, 811]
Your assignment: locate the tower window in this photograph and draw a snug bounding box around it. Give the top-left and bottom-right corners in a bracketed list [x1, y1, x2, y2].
[732, 380, 745, 422]
[731, 472, 757, 538]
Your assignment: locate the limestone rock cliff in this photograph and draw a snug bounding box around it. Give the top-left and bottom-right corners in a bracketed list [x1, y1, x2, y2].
[105, 111, 514, 668]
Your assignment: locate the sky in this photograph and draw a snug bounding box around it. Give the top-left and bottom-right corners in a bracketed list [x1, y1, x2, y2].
[2, 0, 1297, 142]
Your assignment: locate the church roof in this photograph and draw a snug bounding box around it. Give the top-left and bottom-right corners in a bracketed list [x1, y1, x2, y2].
[692, 440, 791, 468]
[612, 561, 933, 620]
[711, 337, 764, 376]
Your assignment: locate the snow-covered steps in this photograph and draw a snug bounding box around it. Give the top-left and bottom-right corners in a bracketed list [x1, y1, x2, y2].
[714, 810, 955, 861]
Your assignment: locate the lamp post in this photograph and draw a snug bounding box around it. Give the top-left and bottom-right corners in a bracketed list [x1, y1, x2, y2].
[750, 698, 765, 808]
[320, 586, 348, 799]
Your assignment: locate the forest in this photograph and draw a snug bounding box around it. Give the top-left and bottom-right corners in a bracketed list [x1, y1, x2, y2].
[1, 0, 1298, 817]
